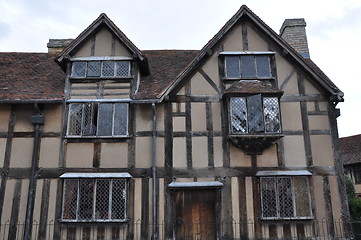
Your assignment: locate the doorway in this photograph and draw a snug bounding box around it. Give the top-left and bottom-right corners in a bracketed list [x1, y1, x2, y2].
[174, 189, 217, 240]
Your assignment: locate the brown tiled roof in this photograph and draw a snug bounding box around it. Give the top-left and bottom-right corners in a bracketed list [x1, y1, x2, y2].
[0, 49, 341, 103]
[133, 50, 199, 99]
[0, 51, 198, 102]
[0, 52, 65, 102]
[340, 134, 361, 165]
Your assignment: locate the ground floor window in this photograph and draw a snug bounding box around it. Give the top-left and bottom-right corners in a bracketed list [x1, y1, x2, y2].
[260, 176, 312, 220]
[60, 173, 131, 222]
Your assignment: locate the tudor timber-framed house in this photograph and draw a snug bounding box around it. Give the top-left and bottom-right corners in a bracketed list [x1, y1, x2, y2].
[0, 5, 351, 240]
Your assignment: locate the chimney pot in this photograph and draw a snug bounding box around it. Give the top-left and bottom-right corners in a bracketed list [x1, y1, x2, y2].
[47, 39, 73, 53]
[280, 18, 310, 58]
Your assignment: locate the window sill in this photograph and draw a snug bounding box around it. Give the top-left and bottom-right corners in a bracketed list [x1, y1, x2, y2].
[65, 135, 130, 138]
[222, 77, 275, 81]
[64, 136, 131, 143]
[59, 219, 130, 224]
[260, 217, 314, 222]
[69, 76, 133, 81]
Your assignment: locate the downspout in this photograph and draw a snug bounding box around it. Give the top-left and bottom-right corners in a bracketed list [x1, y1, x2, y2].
[24, 103, 44, 240]
[151, 103, 159, 240]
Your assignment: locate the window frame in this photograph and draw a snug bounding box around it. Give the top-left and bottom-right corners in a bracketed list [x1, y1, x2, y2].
[229, 95, 282, 135]
[60, 173, 131, 223]
[258, 172, 313, 220]
[66, 101, 129, 138]
[70, 57, 133, 79]
[353, 166, 361, 184]
[220, 51, 275, 80]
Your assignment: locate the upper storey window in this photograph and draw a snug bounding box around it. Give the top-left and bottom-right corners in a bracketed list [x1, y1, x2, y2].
[71, 60, 131, 78]
[230, 95, 281, 134]
[221, 52, 274, 80]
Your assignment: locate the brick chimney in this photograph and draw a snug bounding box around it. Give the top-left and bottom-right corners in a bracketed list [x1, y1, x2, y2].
[47, 39, 73, 53]
[280, 19, 310, 58]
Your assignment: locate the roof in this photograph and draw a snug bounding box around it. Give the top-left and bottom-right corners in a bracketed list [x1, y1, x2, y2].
[340, 134, 361, 165]
[133, 50, 199, 99]
[0, 52, 65, 103]
[0, 5, 342, 103]
[223, 80, 283, 96]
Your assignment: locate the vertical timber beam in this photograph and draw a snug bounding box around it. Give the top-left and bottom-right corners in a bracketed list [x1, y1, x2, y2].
[0, 105, 16, 222]
[206, 102, 214, 167]
[164, 101, 173, 240]
[8, 180, 22, 240]
[329, 102, 353, 238]
[24, 105, 44, 240]
[297, 74, 313, 167]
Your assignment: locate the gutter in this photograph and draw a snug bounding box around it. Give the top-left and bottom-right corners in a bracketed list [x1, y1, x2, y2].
[23, 103, 44, 240]
[151, 103, 159, 240]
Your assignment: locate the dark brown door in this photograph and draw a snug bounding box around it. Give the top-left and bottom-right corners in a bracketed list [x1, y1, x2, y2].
[175, 189, 217, 240]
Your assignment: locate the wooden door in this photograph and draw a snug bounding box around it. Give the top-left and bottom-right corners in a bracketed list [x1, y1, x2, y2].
[175, 189, 217, 240]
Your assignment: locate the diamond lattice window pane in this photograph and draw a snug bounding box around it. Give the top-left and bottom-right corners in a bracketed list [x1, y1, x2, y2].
[82, 103, 96, 136]
[79, 179, 95, 220]
[115, 61, 130, 77]
[113, 103, 128, 136]
[111, 179, 127, 220]
[277, 177, 294, 217]
[87, 61, 101, 77]
[230, 97, 248, 133]
[256, 55, 271, 77]
[67, 104, 83, 136]
[263, 97, 281, 133]
[95, 180, 110, 220]
[241, 55, 256, 78]
[102, 61, 115, 77]
[97, 103, 113, 136]
[261, 177, 277, 218]
[247, 94, 264, 133]
[62, 179, 78, 220]
[225, 56, 241, 78]
[71, 62, 86, 77]
[294, 177, 311, 217]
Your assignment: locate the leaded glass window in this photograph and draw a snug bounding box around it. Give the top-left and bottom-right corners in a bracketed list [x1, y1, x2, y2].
[230, 96, 281, 134]
[67, 102, 129, 137]
[260, 176, 312, 219]
[71, 60, 131, 78]
[62, 178, 128, 222]
[224, 55, 271, 79]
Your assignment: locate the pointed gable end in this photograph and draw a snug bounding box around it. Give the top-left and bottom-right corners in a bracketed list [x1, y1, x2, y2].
[165, 5, 343, 102]
[55, 13, 149, 76]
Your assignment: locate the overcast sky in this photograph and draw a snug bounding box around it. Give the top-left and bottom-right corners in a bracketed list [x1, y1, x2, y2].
[0, 0, 360, 137]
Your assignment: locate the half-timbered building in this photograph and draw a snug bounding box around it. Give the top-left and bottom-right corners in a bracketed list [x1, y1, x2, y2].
[0, 5, 350, 240]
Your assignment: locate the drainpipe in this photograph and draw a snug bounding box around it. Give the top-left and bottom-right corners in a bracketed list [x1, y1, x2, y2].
[151, 103, 159, 240]
[24, 103, 44, 240]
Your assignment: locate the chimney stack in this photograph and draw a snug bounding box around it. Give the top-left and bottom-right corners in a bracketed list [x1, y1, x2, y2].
[47, 39, 73, 53]
[280, 19, 310, 58]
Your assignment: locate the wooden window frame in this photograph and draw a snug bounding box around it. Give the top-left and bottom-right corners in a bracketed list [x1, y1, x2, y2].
[259, 175, 313, 220]
[71, 59, 132, 79]
[229, 95, 281, 135]
[220, 51, 274, 80]
[60, 177, 130, 223]
[66, 102, 129, 138]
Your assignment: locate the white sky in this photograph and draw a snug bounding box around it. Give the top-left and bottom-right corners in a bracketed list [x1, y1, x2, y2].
[0, 0, 360, 137]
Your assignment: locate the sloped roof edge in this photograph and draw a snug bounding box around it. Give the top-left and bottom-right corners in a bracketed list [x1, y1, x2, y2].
[55, 13, 149, 75]
[161, 5, 343, 101]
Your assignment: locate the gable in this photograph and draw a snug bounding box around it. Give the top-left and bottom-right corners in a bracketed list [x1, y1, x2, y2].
[165, 5, 342, 103]
[73, 27, 133, 58]
[56, 13, 149, 76]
